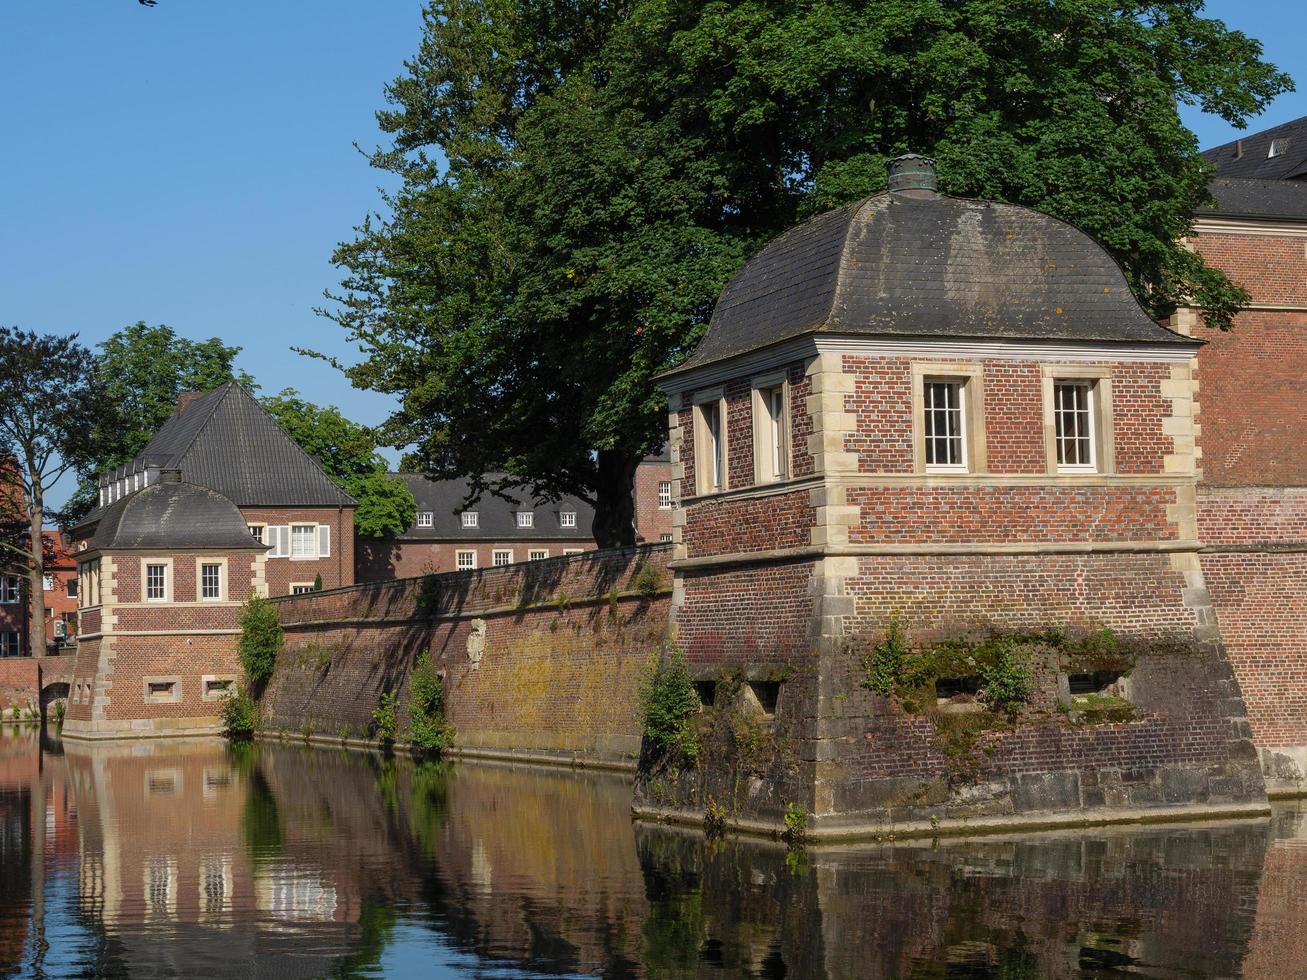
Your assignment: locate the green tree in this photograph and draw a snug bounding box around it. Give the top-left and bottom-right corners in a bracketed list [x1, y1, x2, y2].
[325, 1, 1290, 546]
[65, 322, 251, 523]
[238, 594, 283, 690]
[0, 328, 109, 656]
[259, 390, 416, 538]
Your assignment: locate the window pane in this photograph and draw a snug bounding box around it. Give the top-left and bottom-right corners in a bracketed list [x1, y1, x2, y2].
[146, 565, 166, 600]
[924, 381, 965, 468]
[1054, 382, 1094, 468]
[291, 525, 316, 558]
[201, 564, 221, 600]
[657, 482, 672, 508]
[493, 550, 512, 566]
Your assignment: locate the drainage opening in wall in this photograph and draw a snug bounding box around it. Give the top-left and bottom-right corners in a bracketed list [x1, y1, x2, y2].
[749, 681, 781, 717]
[1068, 670, 1125, 697]
[935, 676, 983, 704]
[695, 681, 717, 708]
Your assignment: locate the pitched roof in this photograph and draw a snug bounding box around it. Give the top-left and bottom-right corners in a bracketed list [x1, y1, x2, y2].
[666, 190, 1193, 377]
[1203, 115, 1307, 181]
[84, 481, 266, 552]
[1198, 177, 1307, 221]
[98, 383, 355, 509]
[396, 474, 594, 542]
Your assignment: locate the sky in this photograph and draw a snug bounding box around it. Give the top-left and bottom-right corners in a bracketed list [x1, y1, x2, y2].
[2, 1, 1305, 510]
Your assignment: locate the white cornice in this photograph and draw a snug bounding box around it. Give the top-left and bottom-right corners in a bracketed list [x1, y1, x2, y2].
[1191, 217, 1307, 238]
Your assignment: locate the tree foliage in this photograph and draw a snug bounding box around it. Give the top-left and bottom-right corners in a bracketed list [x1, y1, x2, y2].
[407, 649, 453, 753]
[639, 646, 700, 763]
[326, 0, 1291, 546]
[238, 594, 283, 691]
[65, 322, 251, 524]
[259, 390, 416, 538]
[0, 327, 109, 654]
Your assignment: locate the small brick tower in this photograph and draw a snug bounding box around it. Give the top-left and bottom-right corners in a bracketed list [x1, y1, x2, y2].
[639, 156, 1267, 838]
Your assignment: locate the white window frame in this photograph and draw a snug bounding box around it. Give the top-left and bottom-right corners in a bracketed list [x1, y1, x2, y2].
[266, 526, 291, 558]
[657, 481, 672, 509]
[42, 574, 54, 592]
[692, 387, 728, 495]
[290, 583, 316, 596]
[199, 560, 226, 602]
[290, 524, 318, 560]
[560, 511, 577, 528]
[1053, 381, 1096, 473]
[247, 523, 266, 546]
[911, 363, 986, 475]
[144, 560, 171, 603]
[563, 548, 584, 556]
[922, 378, 968, 472]
[751, 371, 790, 484]
[492, 549, 513, 567]
[1, 575, 20, 604]
[516, 511, 534, 529]
[529, 549, 549, 561]
[660, 533, 673, 542]
[461, 511, 479, 528]
[456, 550, 477, 571]
[1042, 366, 1114, 475]
[416, 512, 434, 528]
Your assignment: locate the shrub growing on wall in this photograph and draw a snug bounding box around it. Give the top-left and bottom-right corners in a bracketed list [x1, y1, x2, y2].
[221, 692, 257, 739]
[639, 646, 700, 764]
[238, 595, 283, 691]
[408, 650, 453, 754]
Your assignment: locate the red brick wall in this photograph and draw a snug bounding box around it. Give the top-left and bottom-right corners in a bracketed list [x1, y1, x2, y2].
[261, 546, 672, 767]
[847, 485, 1179, 544]
[0, 659, 37, 712]
[1190, 232, 1307, 308]
[633, 459, 674, 544]
[241, 506, 355, 595]
[682, 490, 815, 558]
[677, 561, 816, 664]
[356, 538, 598, 581]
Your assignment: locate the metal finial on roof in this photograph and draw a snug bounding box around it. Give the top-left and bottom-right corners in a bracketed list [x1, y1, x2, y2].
[887, 153, 937, 194]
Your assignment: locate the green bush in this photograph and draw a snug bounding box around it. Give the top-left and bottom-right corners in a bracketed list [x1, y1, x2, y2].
[633, 561, 664, 599]
[782, 802, 808, 847]
[408, 650, 453, 753]
[238, 595, 283, 690]
[979, 644, 1033, 714]
[221, 692, 257, 740]
[863, 618, 908, 697]
[638, 646, 700, 763]
[372, 690, 399, 745]
[312, 573, 323, 592]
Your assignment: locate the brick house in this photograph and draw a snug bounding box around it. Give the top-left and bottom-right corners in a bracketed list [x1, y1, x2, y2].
[1171, 117, 1307, 789]
[1, 461, 29, 659]
[356, 453, 676, 582]
[62, 472, 266, 739]
[87, 382, 356, 596]
[642, 155, 1264, 833]
[40, 533, 78, 651]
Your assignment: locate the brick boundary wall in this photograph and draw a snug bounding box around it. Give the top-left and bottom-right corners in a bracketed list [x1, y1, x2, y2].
[0, 659, 39, 716]
[260, 545, 673, 770]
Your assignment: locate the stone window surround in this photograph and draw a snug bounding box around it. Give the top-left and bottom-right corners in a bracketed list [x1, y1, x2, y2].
[143, 558, 173, 603]
[201, 674, 238, 703]
[456, 549, 477, 570]
[142, 675, 182, 704]
[528, 549, 549, 561]
[910, 362, 988, 475]
[751, 369, 791, 486]
[692, 385, 729, 496]
[492, 549, 514, 566]
[289, 582, 315, 595]
[1041, 364, 1116, 476]
[198, 557, 228, 602]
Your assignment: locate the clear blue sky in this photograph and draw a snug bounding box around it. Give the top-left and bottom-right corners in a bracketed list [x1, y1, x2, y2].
[2, 1, 1304, 509]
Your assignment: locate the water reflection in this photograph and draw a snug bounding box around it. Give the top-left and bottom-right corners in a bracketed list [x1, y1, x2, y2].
[0, 727, 1303, 978]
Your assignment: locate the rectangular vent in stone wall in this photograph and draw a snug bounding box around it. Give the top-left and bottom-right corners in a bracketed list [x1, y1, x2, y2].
[749, 680, 780, 716]
[1068, 671, 1124, 696]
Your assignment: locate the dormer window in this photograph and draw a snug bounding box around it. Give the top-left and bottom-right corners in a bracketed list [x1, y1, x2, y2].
[461, 511, 478, 528]
[517, 512, 534, 529]
[560, 511, 577, 528]
[1269, 138, 1288, 158]
[416, 511, 433, 528]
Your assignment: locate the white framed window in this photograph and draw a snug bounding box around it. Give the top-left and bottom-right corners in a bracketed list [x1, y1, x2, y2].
[266, 526, 291, 558]
[529, 549, 549, 561]
[923, 378, 968, 472]
[0, 576, 20, 603]
[456, 550, 476, 570]
[752, 376, 789, 484]
[248, 524, 265, 545]
[290, 583, 315, 595]
[560, 511, 577, 528]
[492, 549, 513, 567]
[200, 562, 223, 601]
[461, 511, 478, 528]
[416, 512, 434, 528]
[517, 512, 533, 529]
[145, 563, 169, 602]
[693, 390, 728, 495]
[318, 524, 331, 558]
[660, 533, 673, 542]
[563, 548, 584, 556]
[657, 481, 672, 509]
[66, 579, 78, 599]
[42, 574, 54, 592]
[1053, 381, 1097, 472]
[290, 525, 317, 559]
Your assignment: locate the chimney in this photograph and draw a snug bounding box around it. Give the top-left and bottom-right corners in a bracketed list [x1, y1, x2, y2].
[159, 468, 182, 485]
[1235, 139, 1244, 159]
[177, 391, 203, 414]
[887, 153, 938, 196]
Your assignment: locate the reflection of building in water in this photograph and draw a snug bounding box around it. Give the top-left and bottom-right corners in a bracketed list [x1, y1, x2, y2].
[258, 868, 339, 924]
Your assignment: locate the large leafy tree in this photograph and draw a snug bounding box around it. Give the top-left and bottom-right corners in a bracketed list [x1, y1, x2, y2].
[260, 390, 416, 538]
[0, 328, 109, 656]
[325, 0, 1291, 546]
[64, 322, 252, 523]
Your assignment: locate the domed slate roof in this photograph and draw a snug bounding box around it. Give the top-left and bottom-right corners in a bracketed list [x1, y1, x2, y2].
[671, 187, 1194, 376]
[86, 478, 265, 552]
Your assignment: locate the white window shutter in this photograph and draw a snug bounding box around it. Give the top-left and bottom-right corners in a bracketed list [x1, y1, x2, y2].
[270, 526, 289, 558]
[317, 524, 331, 558]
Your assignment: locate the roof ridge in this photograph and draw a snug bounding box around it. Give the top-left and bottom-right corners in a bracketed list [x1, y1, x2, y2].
[171, 381, 238, 471]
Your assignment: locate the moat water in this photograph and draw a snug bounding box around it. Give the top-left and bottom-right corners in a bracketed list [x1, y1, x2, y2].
[0, 728, 1304, 979]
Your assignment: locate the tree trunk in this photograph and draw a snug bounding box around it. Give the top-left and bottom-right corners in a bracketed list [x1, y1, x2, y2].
[27, 474, 45, 659]
[590, 449, 639, 549]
